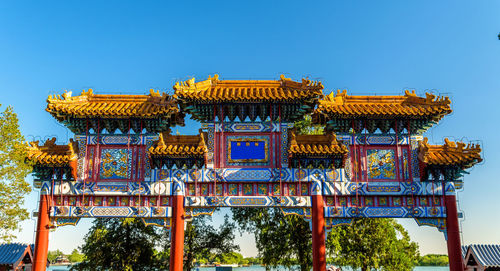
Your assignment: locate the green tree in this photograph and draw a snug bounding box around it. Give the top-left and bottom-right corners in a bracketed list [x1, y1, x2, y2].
[68, 249, 84, 263]
[232, 208, 312, 271]
[418, 254, 448, 266]
[0, 105, 32, 241]
[327, 218, 419, 271]
[184, 214, 238, 271]
[70, 218, 165, 271]
[47, 249, 64, 263]
[293, 115, 323, 135]
[244, 257, 262, 265]
[215, 251, 244, 264]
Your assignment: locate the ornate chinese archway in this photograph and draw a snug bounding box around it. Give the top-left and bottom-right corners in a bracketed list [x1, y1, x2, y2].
[27, 76, 482, 271]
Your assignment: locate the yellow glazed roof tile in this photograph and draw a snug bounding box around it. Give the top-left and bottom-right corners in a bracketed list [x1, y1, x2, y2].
[149, 129, 207, 157]
[315, 90, 452, 120]
[46, 89, 180, 121]
[174, 74, 323, 102]
[27, 138, 78, 166]
[418, 138, 482, 168]
[288, 130, 348, 156]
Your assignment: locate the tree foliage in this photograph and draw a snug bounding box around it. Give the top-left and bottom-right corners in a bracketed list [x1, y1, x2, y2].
[68, 249, 84, 263]
[293, 115, 323, 135]
[232, 208, 312, 271]
[184, 214, 238, 271]
[188, 252, 259, 266]
[327, 218, 419, 271]
[418, 254, 448, 266]
[70, 218, 165, 271]
[47, 250, 64, 263]
[0, 105, 32, 241]
[72, 213, 238, 271]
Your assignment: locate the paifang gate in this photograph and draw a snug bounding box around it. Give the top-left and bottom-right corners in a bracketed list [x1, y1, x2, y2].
[27, 75, 482, 271]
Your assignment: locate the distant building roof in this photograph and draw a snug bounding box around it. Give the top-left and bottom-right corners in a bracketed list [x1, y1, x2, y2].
[463, 244, 500, 268]
[0, 243, 31, 265]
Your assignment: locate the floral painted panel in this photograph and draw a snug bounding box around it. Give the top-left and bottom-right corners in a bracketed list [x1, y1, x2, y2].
[258, 184, 268, 195]
[229, 184, 238, 196]
[99, 148, 132, 180]
[367, 149, 396, 180]
[243, 184, 253, 195]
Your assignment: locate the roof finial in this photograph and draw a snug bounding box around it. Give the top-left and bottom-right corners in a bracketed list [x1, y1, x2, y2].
[149, 89, 161, 97]
[62, 90, 72, 100]
[81, 89, 93, 96]
[404, 90, 416, 97]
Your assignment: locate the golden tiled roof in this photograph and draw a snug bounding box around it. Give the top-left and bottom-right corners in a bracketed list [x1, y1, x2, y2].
[173, 74, 323, 102]
[149, 129, 207, 157]
[289, 130, 348, 156]
[315, 90, 452, 120]
[418, 138, 482, 169]
[46, 89, 180, 121]
[27, 138, 78, 166]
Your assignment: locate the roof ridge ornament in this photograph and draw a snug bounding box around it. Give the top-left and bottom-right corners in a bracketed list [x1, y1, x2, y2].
[149, 89, 161, 97]
[67, 139, 79, 159]
[404, 89, 417, 97]
[279, 74, 323, 89]
[198, 128, 206, 148]
[81, 89, 93, 97]
[62, 90, 72, 100]
[43, 137, 57, 147]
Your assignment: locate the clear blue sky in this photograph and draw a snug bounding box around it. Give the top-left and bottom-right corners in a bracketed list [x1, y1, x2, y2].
[1, 0, 499, 257]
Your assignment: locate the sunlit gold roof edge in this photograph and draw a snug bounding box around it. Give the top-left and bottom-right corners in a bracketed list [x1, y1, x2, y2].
[418, 137, 482, 168]
[46, 89, 180, 119]
[289, 130, 348, 156]
[315, 89, 452, 119]
[149, 129, 207, 156]
[173, 74, 324, 101]
[26, 138, 78, 166]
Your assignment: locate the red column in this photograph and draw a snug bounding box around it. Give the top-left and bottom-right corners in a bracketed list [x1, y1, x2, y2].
[311, 195, 326, 271]
[33, 194, 51, 271]
[445, 195, 464, 271]
[169, 195, 185, 271]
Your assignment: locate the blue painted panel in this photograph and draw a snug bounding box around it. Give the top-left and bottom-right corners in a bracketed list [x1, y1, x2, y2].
[230, 140, 266, 160]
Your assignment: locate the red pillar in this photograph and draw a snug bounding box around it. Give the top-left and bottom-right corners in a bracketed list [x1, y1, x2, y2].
[445, 195, 464, 271]
[33, 194, 51, 271]
[169, 195, 185, 271]
[311, 195, 326, 271]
